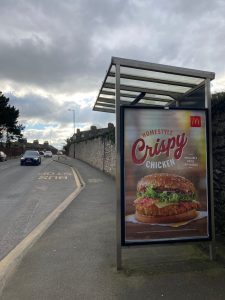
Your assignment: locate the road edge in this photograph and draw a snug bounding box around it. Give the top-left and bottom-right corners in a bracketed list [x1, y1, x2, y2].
[0, 165, 85, 295]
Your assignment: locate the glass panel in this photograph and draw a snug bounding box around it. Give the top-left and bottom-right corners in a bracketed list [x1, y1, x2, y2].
[178, 86, 205, 108]
[120, 90, 139, 96]
[102, 88, 114, 93]
[99, 93, 114, 99]
[145, 93, 173, 100]
[105, 76, 115, 84]
[95, 104, 114, 110]
[97, 102, 114, 107]
[110, 65, 115, 73]
[120, 66, 204, 85]
[139, 99, 169, 106]
[120, 78, 189, 93]
[120, 97, 134, 102]
[97, 98, 114, 103]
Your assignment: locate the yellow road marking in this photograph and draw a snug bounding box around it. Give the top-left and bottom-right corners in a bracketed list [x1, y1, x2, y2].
[38, 176, 68, 180]
[39, 172, 72, 176]
[0, 166, 85, 294]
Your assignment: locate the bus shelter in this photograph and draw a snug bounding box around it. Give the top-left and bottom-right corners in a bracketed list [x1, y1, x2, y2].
[93, 57, 215, 270]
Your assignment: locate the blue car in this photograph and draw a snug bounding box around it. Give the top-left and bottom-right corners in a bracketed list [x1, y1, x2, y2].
[20, 150, 41, 166]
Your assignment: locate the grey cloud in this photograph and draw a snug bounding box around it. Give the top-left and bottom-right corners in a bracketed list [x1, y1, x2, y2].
[0, 0, 129, 93]
[8, 92, 115, 129]
[0, 0, 224, 95]
[2, 0, 225, 146]
[9, 93, 57, 120]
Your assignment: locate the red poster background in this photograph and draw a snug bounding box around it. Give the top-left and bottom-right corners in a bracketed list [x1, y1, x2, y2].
[122, 107, 211, 245]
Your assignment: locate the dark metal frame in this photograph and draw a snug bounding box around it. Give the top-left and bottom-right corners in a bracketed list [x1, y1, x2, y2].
[120, 106, 212, 246]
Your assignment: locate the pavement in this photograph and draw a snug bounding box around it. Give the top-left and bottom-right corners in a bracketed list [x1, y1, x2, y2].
[1, 157, 225, 300]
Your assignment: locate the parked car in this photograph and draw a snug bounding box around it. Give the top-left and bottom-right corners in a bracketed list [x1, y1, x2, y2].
[57, 151, 63, 155]
[0, 151, 7, 161]
[39, 151, 44, 156]
[44, 151, 53, 158]
[20, 150, 41, 166]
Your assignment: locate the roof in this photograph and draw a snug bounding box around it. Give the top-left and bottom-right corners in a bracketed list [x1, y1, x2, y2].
[93, 57, 215, 113]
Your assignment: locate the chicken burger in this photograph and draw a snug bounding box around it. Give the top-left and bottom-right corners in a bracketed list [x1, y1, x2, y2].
[134, 173, 200, 223]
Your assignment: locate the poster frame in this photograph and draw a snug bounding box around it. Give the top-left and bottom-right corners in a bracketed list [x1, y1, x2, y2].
[120, 105, 212, 246]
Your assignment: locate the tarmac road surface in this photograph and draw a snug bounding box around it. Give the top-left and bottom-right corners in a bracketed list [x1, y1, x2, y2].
[0, 157, 76, 261]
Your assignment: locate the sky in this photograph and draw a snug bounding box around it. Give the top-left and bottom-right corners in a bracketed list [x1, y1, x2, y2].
[1, 0, 225, 149]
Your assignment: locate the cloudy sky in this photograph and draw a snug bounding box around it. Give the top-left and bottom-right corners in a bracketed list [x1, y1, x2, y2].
[1, 0, 225, 149]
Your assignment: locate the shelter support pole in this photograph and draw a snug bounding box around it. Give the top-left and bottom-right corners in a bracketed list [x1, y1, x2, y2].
[115, 63, 122, 270]
[205, 78, 215, 260]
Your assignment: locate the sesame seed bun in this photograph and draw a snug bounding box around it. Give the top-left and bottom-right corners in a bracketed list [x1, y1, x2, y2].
[137, 173, 196, 194]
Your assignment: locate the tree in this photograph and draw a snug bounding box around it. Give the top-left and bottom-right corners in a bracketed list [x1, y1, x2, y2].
[64, 137, 73, 155]
[0, 92, 24, 144]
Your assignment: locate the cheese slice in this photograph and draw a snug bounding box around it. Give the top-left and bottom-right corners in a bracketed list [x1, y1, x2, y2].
[155, 199, 197, 208]
[155, 202, 173, 208]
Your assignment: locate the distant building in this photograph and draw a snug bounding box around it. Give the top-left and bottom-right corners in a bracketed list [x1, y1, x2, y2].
[33, 140, 39, 145]
[73, 123, 115, 142]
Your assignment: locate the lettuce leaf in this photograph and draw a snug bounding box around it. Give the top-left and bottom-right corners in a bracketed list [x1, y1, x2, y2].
[137, 186, 196, 203]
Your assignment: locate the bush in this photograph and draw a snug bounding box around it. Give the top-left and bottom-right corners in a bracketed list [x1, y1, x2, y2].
[212, 92, 225, 236]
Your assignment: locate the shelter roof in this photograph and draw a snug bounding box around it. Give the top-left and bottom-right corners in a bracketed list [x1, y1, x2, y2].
[93, 57, 215, 113]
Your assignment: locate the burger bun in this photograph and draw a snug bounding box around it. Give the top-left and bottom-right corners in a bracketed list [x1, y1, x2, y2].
[135, 209, 198, 224]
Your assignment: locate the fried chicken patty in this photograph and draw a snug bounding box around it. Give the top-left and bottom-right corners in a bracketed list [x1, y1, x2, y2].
[134, 197, 200, 216]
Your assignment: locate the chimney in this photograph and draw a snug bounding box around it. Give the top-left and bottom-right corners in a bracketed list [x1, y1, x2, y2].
[108, 123, 114, 129]
[90, 125, 97, 131]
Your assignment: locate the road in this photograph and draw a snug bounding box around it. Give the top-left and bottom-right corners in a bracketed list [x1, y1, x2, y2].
[0, 156, 76, 261]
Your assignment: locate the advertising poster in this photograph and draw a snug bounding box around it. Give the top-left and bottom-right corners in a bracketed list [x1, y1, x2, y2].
[121, 107, 211, 245]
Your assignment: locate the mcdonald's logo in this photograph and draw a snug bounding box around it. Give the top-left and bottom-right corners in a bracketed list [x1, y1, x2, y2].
[190, 116, 201, 127]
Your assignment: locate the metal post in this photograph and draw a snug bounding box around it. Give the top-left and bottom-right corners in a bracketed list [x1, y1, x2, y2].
[73, 110, 75, 159]
[115, 63, 122, 270]
[205, 79, 215, 260]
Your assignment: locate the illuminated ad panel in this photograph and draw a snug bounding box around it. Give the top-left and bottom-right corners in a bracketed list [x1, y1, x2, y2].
[121, 106, 211, 245]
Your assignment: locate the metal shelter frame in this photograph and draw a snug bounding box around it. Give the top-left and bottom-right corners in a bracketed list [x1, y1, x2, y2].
[93, 57, 215, 270]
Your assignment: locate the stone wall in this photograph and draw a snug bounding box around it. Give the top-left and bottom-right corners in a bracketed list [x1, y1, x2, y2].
[69, 136, 116, 177]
